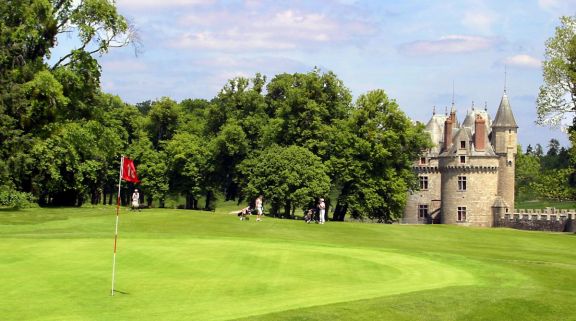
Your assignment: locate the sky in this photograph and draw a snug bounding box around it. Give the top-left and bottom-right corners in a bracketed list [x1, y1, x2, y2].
[86, 0, 576, 149]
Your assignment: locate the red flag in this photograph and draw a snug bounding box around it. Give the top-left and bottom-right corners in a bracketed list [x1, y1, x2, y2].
[122, 157, 140, 183]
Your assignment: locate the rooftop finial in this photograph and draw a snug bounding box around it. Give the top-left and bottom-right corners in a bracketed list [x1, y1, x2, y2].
[433, 105, 436, 115]
[484, 101, 488, 111]
[452, 80, 455, 106]
[504, 64, 507, 94]
[445, 106, 448, 115]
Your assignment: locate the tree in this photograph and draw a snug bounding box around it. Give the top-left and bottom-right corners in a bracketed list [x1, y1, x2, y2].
[330, 90, 431, 222]
[536, 15, 576, 127]
[547, 138, 560, 156]
[237, 145, 330, 218]
[515, 145, 541, 201]
[147, 97, 182, 148]
[534, 144, 544, 157]
[265, 69, 352, 154]
[31, 120, 122, 206]
[126, 132, 169, 208]
[164, 132, 210, 209]
[0, 0, 136, 203]
[530, 168, 574, 201]
[525, 144, 533, 155]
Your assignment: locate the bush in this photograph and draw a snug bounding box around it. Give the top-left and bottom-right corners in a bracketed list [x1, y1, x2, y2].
[0, 187, 37, 209]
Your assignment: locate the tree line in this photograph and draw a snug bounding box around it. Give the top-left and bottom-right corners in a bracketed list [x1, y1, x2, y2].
[516, 139, 575, 202]
[0, 1, 431, 222]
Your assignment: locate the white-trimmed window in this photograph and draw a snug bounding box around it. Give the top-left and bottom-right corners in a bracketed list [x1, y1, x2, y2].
[457, 207, 466, 222]
[458, 176, 467, 191]
[419, 176, 429, 190]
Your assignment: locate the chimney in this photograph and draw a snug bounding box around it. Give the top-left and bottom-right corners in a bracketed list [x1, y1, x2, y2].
[475, 114, 486, 151]
[444, 117, 453, 151]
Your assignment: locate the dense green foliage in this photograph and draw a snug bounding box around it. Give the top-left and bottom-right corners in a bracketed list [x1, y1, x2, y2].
[516, 141, 575, 202]
[1, 206, 575, 320]
[534, 15, 576, 205]
[536, 15, 576, 128]
[0, 2, 430, 221]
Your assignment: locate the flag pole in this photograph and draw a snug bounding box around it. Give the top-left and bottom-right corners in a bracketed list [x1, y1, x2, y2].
[111, 156, 124, 296]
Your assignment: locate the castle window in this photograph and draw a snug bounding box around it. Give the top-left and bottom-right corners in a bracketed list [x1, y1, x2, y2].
[531, 215, 538, 220]
[460, 141, 466, 149]
[419, 157, 426, 165]
[458, 176, 467, 191]
[550, 215, 557, 221]
[457, 207, 466, 221]
[418, 205, 429, 218]
[419, 176, 429, 190]
[460, 156, 466, 163]
[541, 215, 548, 220]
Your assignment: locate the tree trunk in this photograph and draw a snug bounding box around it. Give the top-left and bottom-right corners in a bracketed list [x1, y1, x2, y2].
[284, 200, 291, 218]
[185, 193, 192, 209]
[333, 200, 348, 221]
[204, 190, 215, 211]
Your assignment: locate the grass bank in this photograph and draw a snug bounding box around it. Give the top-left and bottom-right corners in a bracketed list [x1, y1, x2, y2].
[0, 206, 575, 320]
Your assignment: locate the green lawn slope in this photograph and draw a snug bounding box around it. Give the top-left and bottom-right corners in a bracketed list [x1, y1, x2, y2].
[0, 206, 575, 321]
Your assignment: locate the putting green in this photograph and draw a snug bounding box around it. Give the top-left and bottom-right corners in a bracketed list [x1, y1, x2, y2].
[0, 237, 476, 321]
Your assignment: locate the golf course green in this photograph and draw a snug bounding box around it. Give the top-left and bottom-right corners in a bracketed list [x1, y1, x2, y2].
[0, 206, 575, 320]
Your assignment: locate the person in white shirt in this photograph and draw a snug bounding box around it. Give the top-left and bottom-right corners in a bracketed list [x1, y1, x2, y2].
[318, 198, 326, 224]
[131, 189, 140, 211]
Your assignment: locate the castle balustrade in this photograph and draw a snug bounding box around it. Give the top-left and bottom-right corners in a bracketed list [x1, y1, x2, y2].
[494, 208, 576, 232]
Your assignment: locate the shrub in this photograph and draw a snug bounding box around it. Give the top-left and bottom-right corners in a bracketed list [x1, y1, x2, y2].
[0, 187, 37, 209]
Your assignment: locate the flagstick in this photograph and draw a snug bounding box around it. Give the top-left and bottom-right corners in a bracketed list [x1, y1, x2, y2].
[111, 156, 124, 296]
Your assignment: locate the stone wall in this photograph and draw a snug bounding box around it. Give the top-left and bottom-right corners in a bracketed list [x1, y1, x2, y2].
[495, 208, 576, 232]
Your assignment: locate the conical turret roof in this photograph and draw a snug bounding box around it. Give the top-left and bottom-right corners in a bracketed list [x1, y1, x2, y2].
[492, 92, 518, 128]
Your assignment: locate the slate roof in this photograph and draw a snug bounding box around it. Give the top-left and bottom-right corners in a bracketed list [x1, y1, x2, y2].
[492, 92, 518, 128]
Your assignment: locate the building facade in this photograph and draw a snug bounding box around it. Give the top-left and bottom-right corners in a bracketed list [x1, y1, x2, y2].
[403, 91, 518, 227]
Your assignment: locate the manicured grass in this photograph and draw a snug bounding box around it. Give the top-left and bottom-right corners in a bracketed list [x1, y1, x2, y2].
[0, 205, 575, 320]
[516, 199, 576, 209]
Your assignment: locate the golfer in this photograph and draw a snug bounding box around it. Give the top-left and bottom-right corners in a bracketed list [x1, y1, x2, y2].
[131, 189, 140, 211]
[255, 195, 263, 221]
[318, 198, 326, 224]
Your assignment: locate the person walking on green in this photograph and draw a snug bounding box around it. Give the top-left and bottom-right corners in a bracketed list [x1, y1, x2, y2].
[255, 195, 264, 221]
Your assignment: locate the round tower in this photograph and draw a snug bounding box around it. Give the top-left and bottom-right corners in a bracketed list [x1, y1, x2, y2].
[491, 92, 518, 217]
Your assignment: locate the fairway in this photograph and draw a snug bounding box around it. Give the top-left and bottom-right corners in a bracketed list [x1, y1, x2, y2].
[1, 207, 575, 321]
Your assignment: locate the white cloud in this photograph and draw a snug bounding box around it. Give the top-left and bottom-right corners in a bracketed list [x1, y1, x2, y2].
[101, 59, 148, 72]
[538, 0, 576, 14]
[172, 9, 374, 50]
[503, 54, 541, 68]
[399, 35, 499, 55]
[116, 0, 214, 10]
[462, 11, 496, 33]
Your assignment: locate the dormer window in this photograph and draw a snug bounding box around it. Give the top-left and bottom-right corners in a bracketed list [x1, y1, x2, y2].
[419, 157, 426, 165]
[460, 156, 466, 163]
[460, 141, 466, 149]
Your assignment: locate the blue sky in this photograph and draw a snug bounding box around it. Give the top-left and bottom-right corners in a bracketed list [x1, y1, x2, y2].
[90, 0, 575, 149]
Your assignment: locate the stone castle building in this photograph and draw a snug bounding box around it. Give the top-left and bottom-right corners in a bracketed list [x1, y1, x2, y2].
[403, 90, 518, 227]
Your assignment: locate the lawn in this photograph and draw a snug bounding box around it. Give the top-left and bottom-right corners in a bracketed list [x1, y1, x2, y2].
[516, 199, 576, 210]
[0, 205, 575, 321]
